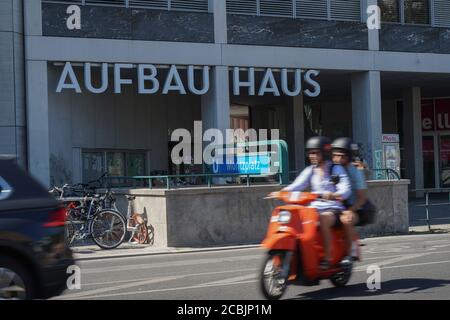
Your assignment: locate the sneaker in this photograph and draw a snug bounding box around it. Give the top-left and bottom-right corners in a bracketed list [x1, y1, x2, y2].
[351, 241, 358, 257]
[340, 255, 353, 269]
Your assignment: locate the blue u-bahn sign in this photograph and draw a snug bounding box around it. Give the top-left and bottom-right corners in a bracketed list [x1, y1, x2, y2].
[212, 154, 271, 175]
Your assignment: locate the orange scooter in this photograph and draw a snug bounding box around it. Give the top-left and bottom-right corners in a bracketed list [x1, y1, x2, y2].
[260, 191, 361, 300]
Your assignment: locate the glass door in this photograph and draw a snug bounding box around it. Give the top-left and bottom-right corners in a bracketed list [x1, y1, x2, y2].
[439, 134, 450, 188]
[422, 136, 436, 188]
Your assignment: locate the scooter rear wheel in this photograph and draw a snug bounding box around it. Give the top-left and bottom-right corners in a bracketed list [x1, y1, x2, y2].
[260, 250, 290, 300]
[330, 266, 352, 287]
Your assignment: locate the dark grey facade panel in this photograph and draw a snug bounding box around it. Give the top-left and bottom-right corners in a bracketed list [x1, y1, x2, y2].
[227, 14, 368, 50]
[380, 25, 450, 54]
[42, 3, 214, 43]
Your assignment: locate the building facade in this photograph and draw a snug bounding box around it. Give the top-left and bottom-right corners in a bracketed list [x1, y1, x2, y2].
[1, 0, 450, 190]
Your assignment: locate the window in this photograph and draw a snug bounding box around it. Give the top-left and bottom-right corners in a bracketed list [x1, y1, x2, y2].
[379, 0, 430, 25]
[82, 152, 104, 184]
[106, 152, 125, 177]
[404, 0, 429, 24]
[127, 153, 146, 176]
[82, 150, 147, 186]
[379, 0, 400, 22]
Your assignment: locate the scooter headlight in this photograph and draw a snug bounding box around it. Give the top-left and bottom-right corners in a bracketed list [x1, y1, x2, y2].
[278, 211, 291, 224]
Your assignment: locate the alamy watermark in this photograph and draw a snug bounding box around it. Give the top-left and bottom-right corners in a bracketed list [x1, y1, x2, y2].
[170, 121, 280, 171]
[66, 5, 81, 30]
[66, 265, 81, 290]
[367, 5, 381, 30]
[366, 265, 382, 291]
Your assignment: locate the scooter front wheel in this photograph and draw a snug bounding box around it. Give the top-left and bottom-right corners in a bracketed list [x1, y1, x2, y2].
[260, 250, 291, 300]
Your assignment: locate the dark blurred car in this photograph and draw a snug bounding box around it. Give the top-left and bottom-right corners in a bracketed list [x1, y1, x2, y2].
[0, 156, 74, 299]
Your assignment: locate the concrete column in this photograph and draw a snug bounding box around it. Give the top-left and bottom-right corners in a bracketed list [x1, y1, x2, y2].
[23, 0, 48, 185]
[206, 0, 229, 132]
[287, 95, 305, 172]
[26, 60, 50, 187]
[362, 0, 379, 51]
[351, 71, 382, 168]
[201, 66, 230, 182]
[201, 66, 230, 133]
[0, 0, 26, 168]
[23, 0, 42, 37]
[211, 0, 227, 44]
[402, 87, 424, 191]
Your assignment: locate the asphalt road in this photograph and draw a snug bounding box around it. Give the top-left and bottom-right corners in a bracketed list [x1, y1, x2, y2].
[54, 233, 450, 300]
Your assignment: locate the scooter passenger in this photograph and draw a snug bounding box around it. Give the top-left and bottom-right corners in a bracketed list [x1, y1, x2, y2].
[331, 138, 368, 268]
[281, 136, 352, 270]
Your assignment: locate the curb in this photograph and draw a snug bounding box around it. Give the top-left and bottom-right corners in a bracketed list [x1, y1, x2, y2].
[73, 244, 262, 261]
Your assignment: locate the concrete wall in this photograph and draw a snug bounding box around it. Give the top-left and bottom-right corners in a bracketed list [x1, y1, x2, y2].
[380, 25, 450, 54]
[228, 14, 368, 50]
[47, 65, 202, 186]
[42, 3, 214, 43]
[112, 180, 410, 247]
[357, 180, 410, 237]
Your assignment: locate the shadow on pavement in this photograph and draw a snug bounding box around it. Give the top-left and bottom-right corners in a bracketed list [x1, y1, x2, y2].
[290, 278, 450, 300]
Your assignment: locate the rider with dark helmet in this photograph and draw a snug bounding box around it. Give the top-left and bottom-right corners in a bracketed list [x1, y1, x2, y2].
[282, 136, 352, 270]
[331, 137, 368, 267]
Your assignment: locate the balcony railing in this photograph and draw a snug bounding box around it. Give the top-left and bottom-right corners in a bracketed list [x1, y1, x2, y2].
[42, 0, 211, 13]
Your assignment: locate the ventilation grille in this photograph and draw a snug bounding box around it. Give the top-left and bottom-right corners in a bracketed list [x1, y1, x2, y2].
[330, 0, 361, 21]
[433, 0, 450, 27]
[43, 0, 210, 12]
[296, 0, 328, 19]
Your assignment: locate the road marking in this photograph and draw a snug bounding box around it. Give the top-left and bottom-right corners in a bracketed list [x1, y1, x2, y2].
[198, 274, 257, 286]
[77, 247, 264, 263]
[361, 233, 450, 243]
[55, 275, 183, 300]
[371, 259, 450, 271]
[355, 253, 433, 271]
[431, 244, 450, 249]
[82, 268, 257, 287]
[79, 254, 263, 274]
[66, 279, 259, 300]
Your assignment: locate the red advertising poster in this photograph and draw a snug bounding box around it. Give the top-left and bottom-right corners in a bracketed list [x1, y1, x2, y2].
[435, 98, 450, 131]
[421, 99, 434, 131]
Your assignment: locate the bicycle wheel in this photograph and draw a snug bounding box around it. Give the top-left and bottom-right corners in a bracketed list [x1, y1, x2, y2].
[91, 210, 126, 249]
[64, 208, 78, 246]
[132, 223, 149, 244]
[65, 220, 76, 246]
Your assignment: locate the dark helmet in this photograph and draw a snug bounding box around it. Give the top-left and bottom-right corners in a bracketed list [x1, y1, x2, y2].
[305, 136, 332, 154]
[331, 137, 359, 157]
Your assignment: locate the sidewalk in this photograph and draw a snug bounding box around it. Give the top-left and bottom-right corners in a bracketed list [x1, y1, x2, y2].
[409, 223, 450, 234]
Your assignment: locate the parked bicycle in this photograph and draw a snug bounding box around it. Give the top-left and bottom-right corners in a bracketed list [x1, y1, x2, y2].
[50, 174, 126, 249]
[124, 195, 151, 245]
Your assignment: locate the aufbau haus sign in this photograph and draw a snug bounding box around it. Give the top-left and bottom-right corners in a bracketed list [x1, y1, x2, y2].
[56, 62, 321, 97]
